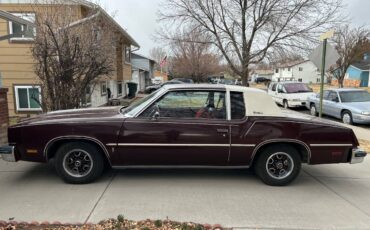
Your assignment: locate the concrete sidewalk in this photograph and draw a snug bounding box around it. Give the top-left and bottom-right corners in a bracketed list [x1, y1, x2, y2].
[1, 159, 370, 229]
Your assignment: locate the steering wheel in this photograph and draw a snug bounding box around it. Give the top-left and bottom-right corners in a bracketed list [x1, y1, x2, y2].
[195, 106, 214, 119]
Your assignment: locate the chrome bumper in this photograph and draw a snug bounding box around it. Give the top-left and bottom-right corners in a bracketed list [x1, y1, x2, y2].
[0, 145, 16, 162]
[350, 148, 367, 164]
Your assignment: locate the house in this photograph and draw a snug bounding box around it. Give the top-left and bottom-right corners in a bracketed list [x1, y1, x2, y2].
[345, 54, 370, 87]
[250, 69, 273, 82]
[0, 0, 139, 118]
[272, 60, 326, 84]
[131, 53, 156, 92]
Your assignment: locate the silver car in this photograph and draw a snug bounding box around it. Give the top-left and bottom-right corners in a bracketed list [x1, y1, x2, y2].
[306, 88, 370, 125]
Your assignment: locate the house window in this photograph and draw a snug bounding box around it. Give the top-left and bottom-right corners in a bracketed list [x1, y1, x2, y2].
[101, 82, 107, 96]
[299, 67, 303, 71]
[117, 82, 123, 96]
[287, 68, 291, 71]
[124, 46, 131, 63]
[298, 78, 303, 82]
[14, 85, 42, 111]
[317, 78, 321, 83]
[8, 13, 36, 40]
[275, 69, 279, 73]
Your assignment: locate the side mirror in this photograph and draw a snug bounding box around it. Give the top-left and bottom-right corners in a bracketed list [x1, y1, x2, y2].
[332, 98, 339, 103]
[278, 89, 284, 93]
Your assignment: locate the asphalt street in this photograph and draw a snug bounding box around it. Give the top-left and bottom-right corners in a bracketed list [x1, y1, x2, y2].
[1, 158, 370, 229]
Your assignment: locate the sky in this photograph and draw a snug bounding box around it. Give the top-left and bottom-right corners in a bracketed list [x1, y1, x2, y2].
[93, 0, 370, 57]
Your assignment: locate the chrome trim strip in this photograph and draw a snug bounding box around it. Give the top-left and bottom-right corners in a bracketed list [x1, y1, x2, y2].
[44, 136, 112, 165]
[114, 143, 230, 147]
[310, 144, 353, 147]
[231, 144, 256, 147]
[251, 139, 312, 164]
[112, 165, 250, 169]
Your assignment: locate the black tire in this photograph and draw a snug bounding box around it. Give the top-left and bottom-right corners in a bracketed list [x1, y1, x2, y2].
[254, 144, 301, 186]
[283, 100, 289, 109]
[54, 142, 105, 184]
[310, 103, 318, 116]
[341, 110, 354, 125]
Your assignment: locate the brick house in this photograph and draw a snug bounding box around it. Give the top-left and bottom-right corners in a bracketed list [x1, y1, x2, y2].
[0, 0, 139, 119]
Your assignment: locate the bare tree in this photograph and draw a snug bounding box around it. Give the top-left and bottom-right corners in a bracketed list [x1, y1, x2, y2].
[169, 27, 222, 82]
[331, 25, 370, 88]
[31, 0, 115, 111]
[159, 0, 343, 85]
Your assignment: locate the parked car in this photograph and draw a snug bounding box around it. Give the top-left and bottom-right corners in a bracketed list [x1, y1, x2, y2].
[145, 80, 183, 94]
[268, 82, 315, 108]
[0, 84, 366, 186]
[172, 78, 194, 84]
[306, 88, 370, 125]
[255, 77, 271, 84]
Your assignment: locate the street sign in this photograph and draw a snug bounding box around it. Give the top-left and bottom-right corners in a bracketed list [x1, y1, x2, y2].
[309, 43, 340, 71]
[320, 30, 335, 41]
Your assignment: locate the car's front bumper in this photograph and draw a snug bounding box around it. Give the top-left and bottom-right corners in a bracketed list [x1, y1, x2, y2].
[353, 114, 370, 124]
[350, 148, 367, 164]
[288, 100, 307, 107]
[0, 145, 16, 162]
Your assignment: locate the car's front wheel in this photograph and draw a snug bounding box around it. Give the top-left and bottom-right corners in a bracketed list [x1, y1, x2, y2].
[341, 111, 353, 125]
[283, 100, 289, 109]
[54, 142, 105, 184]
[310, 104, 318, 116]
[254, 145, 301, 186]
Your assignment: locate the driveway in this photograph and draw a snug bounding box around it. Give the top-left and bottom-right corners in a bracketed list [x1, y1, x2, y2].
[1, 158, 370, 229]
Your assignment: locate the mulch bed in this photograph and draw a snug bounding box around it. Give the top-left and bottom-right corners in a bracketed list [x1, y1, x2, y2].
[0, 217, 226, 230]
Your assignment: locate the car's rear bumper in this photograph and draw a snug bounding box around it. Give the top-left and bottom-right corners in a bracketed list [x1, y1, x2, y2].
[0, 145, 17, 162]
[350, 148, 367, 164]
[288, 100, 307, 107]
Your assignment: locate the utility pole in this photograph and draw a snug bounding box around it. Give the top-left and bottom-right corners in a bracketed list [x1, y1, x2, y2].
[318, 30, 335, 118]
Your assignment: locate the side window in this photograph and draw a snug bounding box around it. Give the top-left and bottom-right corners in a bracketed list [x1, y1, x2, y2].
[323, 90, 330, 100]
[271, 83, 277, 91]
[327, 91, 339, 102]
[139, 90, 226, 120]
[230, 92, 245, 119]
[277, 84, 283, 93]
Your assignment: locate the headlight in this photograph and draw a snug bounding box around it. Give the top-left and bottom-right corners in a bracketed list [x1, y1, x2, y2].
[361, 112, 370, 116]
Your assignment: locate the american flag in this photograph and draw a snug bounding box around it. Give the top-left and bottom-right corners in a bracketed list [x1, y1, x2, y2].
[160, 56, 167, 68]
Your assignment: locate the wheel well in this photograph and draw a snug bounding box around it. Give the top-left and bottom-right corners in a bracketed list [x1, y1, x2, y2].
[252, 142, 309, 166]
[45, 139, 110, 166]
[341, 109, 351, 116]
[310, 102, 315, 107]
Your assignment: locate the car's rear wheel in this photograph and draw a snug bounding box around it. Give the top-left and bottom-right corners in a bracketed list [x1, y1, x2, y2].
[341, 111, 353, 125]
[283, 100, 289, 109]
[310, 104, 318, 116]
[55, 142, 105, 184]
[254, 145, 301, 186]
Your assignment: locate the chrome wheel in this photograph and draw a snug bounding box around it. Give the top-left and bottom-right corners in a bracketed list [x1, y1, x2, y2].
[342, 112, 352, 124]
[310, 105, 317, 116]
[62, 149, 93, 178]
[266, 152, 294, 180]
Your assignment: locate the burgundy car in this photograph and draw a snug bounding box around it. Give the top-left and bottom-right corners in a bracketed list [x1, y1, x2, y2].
[0, 84, 366, 186]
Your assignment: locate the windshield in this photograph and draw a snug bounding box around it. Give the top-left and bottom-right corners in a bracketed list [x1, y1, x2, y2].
[283, 83, 313, 93]
[120, 89, 163, 116]
[339, 91, 370, 103]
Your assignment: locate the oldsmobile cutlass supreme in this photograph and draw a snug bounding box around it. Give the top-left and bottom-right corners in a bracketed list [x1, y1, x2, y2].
[0, 84, 367, 186]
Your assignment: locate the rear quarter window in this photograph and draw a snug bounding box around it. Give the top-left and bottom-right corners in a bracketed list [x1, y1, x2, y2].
[230, 92, 245, 119]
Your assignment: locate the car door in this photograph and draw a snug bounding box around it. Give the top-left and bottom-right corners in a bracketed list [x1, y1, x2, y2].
[116, 89, 230, 166]
[324, 91, 339, 117]
[276, 83, 285, 105]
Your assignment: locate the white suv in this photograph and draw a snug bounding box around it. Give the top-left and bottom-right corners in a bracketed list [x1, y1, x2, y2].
[267, 82, 315, 108]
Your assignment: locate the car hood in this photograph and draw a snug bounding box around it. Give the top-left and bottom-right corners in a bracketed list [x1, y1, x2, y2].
[342, 101, 370, 112]
[12, 106, 123, 127]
